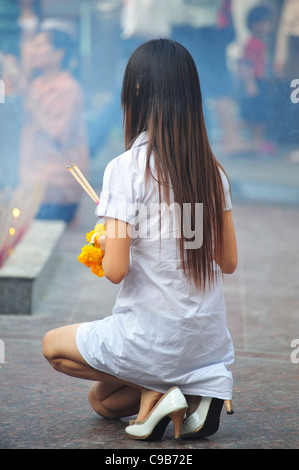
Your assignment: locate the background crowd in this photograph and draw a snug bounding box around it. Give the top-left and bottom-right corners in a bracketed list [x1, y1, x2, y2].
[0, 0, 298, 224]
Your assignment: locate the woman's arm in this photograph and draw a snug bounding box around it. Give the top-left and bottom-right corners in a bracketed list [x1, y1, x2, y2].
[99, 218, 131, 284]
[214, 210, 238, 274]
[100, 210, 237, 282]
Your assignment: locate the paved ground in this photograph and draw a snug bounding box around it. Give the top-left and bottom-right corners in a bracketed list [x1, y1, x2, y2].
[0, 131, 298, 451]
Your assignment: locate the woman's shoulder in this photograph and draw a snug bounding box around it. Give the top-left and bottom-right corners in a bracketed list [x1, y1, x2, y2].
[217, 165, 232, 210]
[105, 134, 148, 175]
[105, 149, 134, 174]
[218, 165, 230, 187]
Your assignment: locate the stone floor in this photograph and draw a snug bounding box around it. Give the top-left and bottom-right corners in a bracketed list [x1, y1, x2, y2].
[0, 194, 298, 450]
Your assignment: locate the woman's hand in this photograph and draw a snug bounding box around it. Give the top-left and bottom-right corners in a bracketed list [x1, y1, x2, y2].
[98, 234, 106, 256]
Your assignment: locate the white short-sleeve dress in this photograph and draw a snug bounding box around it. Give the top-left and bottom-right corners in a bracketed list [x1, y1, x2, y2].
[76, 132, 234, 399]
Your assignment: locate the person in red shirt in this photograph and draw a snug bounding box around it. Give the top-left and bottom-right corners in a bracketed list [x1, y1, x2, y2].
[238, 6, 275, 155]
[19, 28, 89, 223]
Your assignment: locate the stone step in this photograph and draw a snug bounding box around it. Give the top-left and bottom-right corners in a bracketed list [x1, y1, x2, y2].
[0, 220, 66, 315]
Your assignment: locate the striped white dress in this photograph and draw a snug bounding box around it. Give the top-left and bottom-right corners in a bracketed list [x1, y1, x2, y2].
[76, 132, 234, 399]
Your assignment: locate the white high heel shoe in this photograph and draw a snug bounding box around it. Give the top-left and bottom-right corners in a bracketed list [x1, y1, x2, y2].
[125, 387, 188, 441]
[180, 397, 234, 439]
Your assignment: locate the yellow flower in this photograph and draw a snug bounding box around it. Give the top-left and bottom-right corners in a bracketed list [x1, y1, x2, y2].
[95, 223, 105, 237]
[85, 229, 95, 243]
[78, 223, 105, 278]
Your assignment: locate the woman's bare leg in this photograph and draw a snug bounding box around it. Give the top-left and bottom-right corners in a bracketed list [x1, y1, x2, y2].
[88, 382, 141, 418]
[42, 324, 143, 418]
[137, 389, 163, 420]
[185, 395, 202, 417]
[43, 324, 168, 420]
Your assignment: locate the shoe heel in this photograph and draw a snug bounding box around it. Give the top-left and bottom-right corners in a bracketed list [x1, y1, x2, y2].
[224, 400, 234, 415]
[169, 407, 187, 439]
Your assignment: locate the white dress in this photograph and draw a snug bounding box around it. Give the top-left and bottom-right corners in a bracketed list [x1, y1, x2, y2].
[76, 132, 234, 399]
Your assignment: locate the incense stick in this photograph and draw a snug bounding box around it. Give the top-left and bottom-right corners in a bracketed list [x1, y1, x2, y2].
[67, 165, 99, 204]
[72, 164, 100, 203]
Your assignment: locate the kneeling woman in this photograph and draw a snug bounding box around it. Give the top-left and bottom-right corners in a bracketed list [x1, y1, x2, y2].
[43, 38, 237, 441]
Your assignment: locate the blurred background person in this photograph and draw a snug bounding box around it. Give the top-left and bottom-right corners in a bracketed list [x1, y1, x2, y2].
[18, 0, 40, 34]
[121, 0, 170, 43]
[274, 0, 299, 79]
[19, 25, 89, 224]
[0, 1, 22, 190]
[230, 0, 265, 49]
[0, 48, 21, 189]
[171, 0, 250, 155]
[274, 0, 299, 163]
[86, 0, 171, 162]
[18, 0, 41, 87]
[1, 0, 297, 213]
[237, 5, 276, 155]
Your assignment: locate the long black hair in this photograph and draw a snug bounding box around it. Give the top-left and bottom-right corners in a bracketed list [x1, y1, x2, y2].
[121, 39, 227, 290]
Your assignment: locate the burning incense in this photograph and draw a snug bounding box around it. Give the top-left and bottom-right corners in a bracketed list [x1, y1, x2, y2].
[0, 184, 44, 267]
[67, 164, 99, 204]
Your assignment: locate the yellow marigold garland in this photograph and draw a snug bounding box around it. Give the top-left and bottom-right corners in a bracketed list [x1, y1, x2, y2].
[78, 223, 105, 277]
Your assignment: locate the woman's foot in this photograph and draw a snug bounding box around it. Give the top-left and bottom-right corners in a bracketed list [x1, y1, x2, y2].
[125, 387, 188, 441]
[181, 397, 234, 440]
[181, 397, 224, 439]
[137, 389, 163, 420]
[185, 395, 202, 417]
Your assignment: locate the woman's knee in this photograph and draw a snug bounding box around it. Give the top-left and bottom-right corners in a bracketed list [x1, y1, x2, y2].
[42, 329, 61, 367]
[42, 324, 82, 366]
